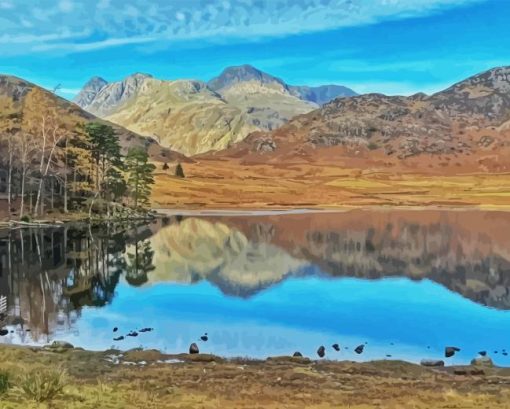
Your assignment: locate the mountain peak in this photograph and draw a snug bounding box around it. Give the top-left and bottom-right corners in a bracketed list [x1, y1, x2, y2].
[208, 64, 285, 91]
[73, 76, 108, 106]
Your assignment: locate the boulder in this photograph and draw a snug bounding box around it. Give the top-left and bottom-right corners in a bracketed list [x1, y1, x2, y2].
[420, 359, 445, 367]
[471, 356, 494, 367]
[0, 329, 8, 336]
[317, 346, 326, 358]
[51, 341, 74, 349]
[445, 346, 460, 358]
[478, 351, 487, 356]
[355, 345, 365, 354]
[293, 351, 303, 357]
[189, 343, 199, 354]
[332, 343, 340, 351]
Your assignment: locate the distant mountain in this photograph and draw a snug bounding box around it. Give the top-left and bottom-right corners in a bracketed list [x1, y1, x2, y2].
[207, 64, 287, 92]
[289, 84, 357, 105]
[0, 74, 185, 163]
[73, 76, 107, 108]
[225, 66, 510, 172]
[208, 64, 357, 105]
[75, 65, 356, 156]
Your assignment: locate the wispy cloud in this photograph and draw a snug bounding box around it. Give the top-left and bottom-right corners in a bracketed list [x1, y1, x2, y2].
[0, 0, 482, 55]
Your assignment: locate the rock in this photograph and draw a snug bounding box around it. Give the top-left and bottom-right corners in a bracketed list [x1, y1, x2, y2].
[355, 345, 365, 354]
[445, 346, 460, 358]
[470, 369, 485, 376]
[454, 369, 468, 375]
[189, 343, 199, 354]
[0, 329, 8, 336]
[332, 343, 340, 351]
[51, 341, 74, 349]
[127, 331, 138, 337]
[293, 351, 303, 357]
[386, 354, 392, 358]
[201, 335, 208, 342]
[113, 327, 118, 332]
[113, 336, 125, 341]
[139, 328, 153, 333]
[479, 351, 487, 356]
[420, 359, 445, 367]
[471, 356, 494, 367]
[317, 346, 326, 358]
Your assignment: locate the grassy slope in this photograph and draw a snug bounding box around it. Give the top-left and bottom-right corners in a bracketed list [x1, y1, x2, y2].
[152, 158, 510, 209]
[1, 345, 510, 408]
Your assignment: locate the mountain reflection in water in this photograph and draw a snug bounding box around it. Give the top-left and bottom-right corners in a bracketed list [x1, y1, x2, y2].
[1, 210, 510, 364]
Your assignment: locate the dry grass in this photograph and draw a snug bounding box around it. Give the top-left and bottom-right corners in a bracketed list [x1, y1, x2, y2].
[2, 345, 510, 408]
[152, 158, 510, 209]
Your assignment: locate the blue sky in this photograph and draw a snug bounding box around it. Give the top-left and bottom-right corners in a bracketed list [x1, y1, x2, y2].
[0, 0, 508, 99]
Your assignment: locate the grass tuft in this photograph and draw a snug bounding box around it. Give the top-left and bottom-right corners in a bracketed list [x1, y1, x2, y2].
[0, 370, 10, 394]
[14, 367, 68, 402]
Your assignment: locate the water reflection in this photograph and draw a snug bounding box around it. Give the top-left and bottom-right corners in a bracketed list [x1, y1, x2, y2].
[1, 210, 510, 364]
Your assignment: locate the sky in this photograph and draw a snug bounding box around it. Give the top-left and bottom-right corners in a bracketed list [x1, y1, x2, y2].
[0, 0, 509, 99]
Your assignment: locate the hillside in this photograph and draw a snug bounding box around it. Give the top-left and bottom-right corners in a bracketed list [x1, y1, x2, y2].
[75, 65, 356, 156]
[224, 66, 510, 172]
[0, 74, 186, 163]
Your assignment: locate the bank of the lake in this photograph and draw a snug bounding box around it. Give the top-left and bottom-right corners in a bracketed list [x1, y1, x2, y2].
[1, 344, 510, 408]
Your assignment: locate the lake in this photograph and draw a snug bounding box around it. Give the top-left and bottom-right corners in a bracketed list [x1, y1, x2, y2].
[1, 209, 510, 366]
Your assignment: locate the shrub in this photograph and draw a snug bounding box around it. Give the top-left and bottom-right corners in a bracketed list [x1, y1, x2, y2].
[175, 163, 185, 178]
[0, 371, 10, 395]
[162, 162, 169, 170]
[15, 368, 67, 402]
[20, 215, 31, 223]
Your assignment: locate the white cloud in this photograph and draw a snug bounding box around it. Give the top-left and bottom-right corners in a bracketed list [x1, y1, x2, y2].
[0, 0, 483, 55]
[58, 0, 74, 13]
[0, 1, 14, 9]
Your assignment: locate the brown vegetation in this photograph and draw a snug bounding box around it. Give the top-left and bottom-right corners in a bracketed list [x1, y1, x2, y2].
[1, 345, 510, 408]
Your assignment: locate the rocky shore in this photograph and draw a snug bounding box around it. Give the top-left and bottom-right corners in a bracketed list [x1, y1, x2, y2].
[1, 343, 510, 408]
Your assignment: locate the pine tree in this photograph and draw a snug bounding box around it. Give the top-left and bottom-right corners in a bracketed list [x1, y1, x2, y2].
[85, 122, 125, 212]
[125, 147, 156, 210]
[175, 162, 185, 178]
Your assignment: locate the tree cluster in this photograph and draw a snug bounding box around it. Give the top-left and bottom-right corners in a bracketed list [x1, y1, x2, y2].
[0, 89, 156, 219]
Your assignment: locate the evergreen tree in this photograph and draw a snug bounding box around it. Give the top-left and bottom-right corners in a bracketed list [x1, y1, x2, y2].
[85, 122, 124, 200]
[125, 147, 156, 210]
[175, 162, 185, 178]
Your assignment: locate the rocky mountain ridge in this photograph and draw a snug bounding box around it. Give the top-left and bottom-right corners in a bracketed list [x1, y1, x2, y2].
[232, 66, 510, 167]
[74, 65, 356, 156]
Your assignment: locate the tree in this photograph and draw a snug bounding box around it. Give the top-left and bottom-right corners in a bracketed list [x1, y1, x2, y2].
[0, 99, 21, 213]
[22, 88, 67, 215]
[64, 123, 95, 211]
[175, 162, 185, 178]
[85, 123, 124, 214]
[125, 147, 155, 210]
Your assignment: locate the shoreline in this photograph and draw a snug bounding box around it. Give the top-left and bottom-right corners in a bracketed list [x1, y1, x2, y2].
[1, 343, 509, 408]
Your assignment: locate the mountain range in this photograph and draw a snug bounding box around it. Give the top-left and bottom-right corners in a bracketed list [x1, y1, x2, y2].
[0, 74, 186, 163]
[225, 66, 510, 171]
[74, 65, 357, 156]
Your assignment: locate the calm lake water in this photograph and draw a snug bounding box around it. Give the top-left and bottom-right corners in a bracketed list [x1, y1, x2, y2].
[1, 210, 510, 365]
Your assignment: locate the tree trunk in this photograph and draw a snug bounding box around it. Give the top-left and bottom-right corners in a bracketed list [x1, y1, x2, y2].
[64, 140, 68, 213]
[19, 168, 26, 219]
[7, 151, 12, 213]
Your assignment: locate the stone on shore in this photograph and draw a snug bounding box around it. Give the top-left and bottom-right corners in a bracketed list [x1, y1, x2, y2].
[355, 345, 365, 354]
[189, 343, 199, 354]
[471, 356, 494, 367]
[317, 346, 326, 358]
[420, 359, 445, 367]
[445, 346, 460, 358]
